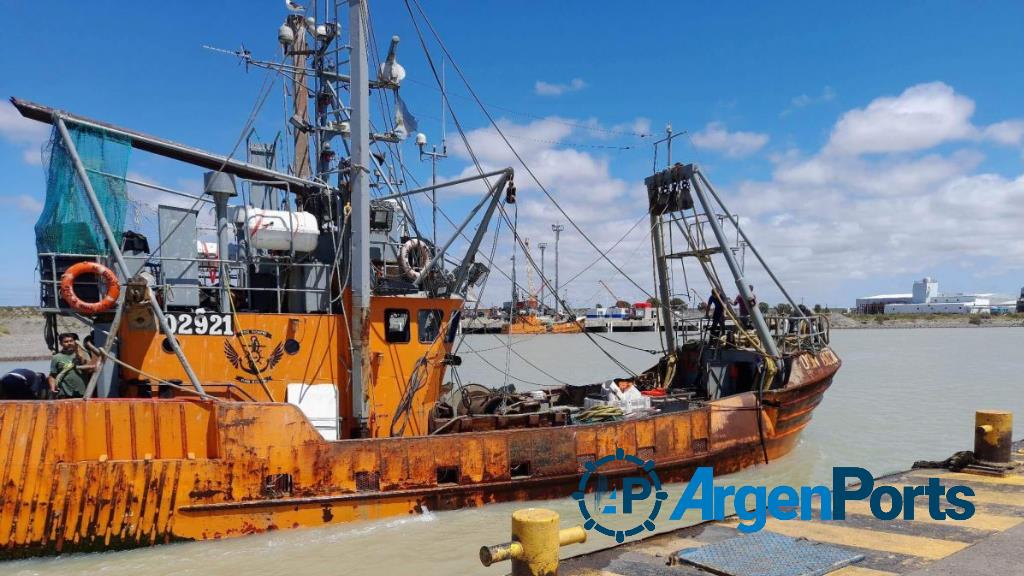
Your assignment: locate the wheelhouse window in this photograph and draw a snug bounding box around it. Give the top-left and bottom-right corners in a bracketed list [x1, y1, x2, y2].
[385, 309, 410, 343]
[418, 309, 443, 343]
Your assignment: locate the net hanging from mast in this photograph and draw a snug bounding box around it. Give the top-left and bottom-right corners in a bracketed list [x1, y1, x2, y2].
[35, 124, 131, 255]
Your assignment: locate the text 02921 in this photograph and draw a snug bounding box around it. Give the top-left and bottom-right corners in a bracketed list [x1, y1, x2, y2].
[164, 313, 234, 336]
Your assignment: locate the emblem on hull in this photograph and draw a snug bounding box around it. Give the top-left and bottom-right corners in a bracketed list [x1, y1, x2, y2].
[224, 329, 285, 383]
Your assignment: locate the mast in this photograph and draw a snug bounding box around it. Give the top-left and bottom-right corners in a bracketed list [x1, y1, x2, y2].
[525, 238, 535, 309]
[551, 223, 564, 315]
[651, 214, 675, 350]
[289, 14, 312, 178]
[510, 243, 517, 319]
[348, 0, 371, 434]
[651, 124, 677, 351]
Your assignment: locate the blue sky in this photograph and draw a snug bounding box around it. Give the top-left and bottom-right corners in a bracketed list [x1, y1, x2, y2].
[1, 1, 1023, 308]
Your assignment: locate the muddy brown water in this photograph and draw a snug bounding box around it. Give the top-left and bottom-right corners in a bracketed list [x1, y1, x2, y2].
[4, 327, 1023, 575]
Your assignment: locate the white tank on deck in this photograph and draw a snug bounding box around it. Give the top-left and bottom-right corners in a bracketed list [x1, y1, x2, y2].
[233, 207, 319, 253]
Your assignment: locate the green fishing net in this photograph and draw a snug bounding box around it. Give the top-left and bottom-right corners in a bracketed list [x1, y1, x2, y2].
[35, 124, 131, 254]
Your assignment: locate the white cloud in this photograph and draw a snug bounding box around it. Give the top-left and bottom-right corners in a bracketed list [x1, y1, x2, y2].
[448, 117, 632, 206]
[534, 78, 586, 96]
[0, 194, 43, 214]
[22, 147, 42, 166]
[719, 84, 1024, 304]
[435, 83, 1024, 308]
[690, 122, 769, 157]
[783, 86, 837, 115]
[0, 103, 50, 166]
[982, 120, 1024, 146]
[825, 82, 977, 155]
[439, 116, 657, 306]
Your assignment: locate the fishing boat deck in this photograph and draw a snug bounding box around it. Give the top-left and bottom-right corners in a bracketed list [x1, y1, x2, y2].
[560, 441, 1024, 576]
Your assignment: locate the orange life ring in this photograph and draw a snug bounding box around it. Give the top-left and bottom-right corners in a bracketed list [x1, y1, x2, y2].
[59, 262, 120, 315]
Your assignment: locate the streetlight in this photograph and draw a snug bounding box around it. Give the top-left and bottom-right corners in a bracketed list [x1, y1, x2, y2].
[416, 132, 447, 248]
[537, 242, 547, 313]
[551, 223, 564, 316]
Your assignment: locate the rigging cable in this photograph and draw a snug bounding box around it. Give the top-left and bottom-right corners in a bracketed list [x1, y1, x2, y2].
[406, 0, 655, 301]
[403, 0, 638, 378]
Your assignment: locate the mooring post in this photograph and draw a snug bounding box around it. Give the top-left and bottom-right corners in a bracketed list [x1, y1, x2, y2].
[480, 508, 587, 576]
[975, 410, 1013, 465]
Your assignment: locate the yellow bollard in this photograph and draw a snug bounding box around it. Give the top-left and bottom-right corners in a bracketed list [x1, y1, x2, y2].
[480, 508, 587, 576]
[974, 410, 1013, 464]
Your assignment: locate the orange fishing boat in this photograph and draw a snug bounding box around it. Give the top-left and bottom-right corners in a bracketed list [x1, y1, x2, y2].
[502, 314, 549, 334]
[0, 1, 839, 560]
[502, 314, 584, 334]
[501, 237, 585, 335]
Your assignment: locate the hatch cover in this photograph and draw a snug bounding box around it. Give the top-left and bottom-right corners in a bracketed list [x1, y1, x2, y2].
[672, 531, 864, 576]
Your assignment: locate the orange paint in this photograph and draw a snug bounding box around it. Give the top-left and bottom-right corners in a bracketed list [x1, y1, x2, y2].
[118, 296, 461, 439]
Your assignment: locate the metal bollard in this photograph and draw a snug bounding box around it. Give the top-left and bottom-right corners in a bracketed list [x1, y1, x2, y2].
[974, 410, 1013, 465]
[480, 508, 587, 576]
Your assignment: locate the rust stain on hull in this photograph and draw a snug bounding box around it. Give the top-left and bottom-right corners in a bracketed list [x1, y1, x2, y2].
[0, 349, 839, 559]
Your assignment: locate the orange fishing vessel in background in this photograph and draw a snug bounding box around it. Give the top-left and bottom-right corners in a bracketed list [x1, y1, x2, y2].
[501, 238, 585, 335]
[0, 0, 839, 560]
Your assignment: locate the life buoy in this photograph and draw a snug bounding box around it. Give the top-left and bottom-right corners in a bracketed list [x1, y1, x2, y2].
[59, 262, 120, 315]
[399, 238, 432, 281]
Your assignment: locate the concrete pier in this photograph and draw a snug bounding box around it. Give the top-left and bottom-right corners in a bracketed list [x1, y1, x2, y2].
[460, 316, 705, 334]
[559, 441, 1024, 576]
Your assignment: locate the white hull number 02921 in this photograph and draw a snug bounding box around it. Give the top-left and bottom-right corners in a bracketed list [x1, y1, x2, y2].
[164, 313, 234, 336]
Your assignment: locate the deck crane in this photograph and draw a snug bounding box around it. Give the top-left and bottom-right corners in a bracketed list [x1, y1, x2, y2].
[599, 280, 628, 308]
[524, 238, 538, 310]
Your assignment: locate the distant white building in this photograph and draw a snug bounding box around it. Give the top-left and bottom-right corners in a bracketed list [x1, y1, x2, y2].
[856, 277, 992, 315]
[855, 293, 913, 314]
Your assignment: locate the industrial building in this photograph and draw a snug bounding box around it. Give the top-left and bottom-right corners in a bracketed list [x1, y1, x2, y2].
[855, 278, 995, 315]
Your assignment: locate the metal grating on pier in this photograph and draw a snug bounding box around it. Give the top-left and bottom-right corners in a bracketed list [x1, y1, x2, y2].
[673, 531, 863, 576]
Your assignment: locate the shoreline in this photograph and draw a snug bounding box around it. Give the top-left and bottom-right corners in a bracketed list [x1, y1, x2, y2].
[1, 308, 1019, 363]
[827, 312, 1024, 330]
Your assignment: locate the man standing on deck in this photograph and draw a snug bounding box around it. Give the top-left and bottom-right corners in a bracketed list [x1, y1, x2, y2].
[706, 290, 726, 336]
[734, 285, 756, 328]
[48, 333, 95, 399]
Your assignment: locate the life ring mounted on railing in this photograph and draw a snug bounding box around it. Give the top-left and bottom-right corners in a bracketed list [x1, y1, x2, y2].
[399, 238, 433, 281]
[59, 261, 120, 315]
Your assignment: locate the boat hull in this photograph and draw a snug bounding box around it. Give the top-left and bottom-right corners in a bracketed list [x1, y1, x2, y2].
[0, 348, 838, 559]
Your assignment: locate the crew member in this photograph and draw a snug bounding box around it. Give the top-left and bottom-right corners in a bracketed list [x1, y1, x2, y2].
[734, 285, 757, 328]
[48, 333, 96, 399]
[706, 290, 726, 336]
[0, 368, 47, 399]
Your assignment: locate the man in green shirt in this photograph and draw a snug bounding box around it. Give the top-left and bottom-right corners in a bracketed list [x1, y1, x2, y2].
[48, 333, 95, 399]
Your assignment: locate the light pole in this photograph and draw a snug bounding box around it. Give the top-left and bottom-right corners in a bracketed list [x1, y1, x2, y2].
[551, 223, 564, 316]
[416, 133, 447, 247]
[538, 242, 547, 313]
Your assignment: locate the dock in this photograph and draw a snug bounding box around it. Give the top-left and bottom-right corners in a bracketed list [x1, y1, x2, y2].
[559, 441, 1024, 576]
[460, 314, 706, 334]
[583, 318, 657, 332]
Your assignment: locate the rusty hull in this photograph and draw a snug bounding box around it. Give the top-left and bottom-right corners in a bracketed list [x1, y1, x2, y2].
[0, 348, 839, 559]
